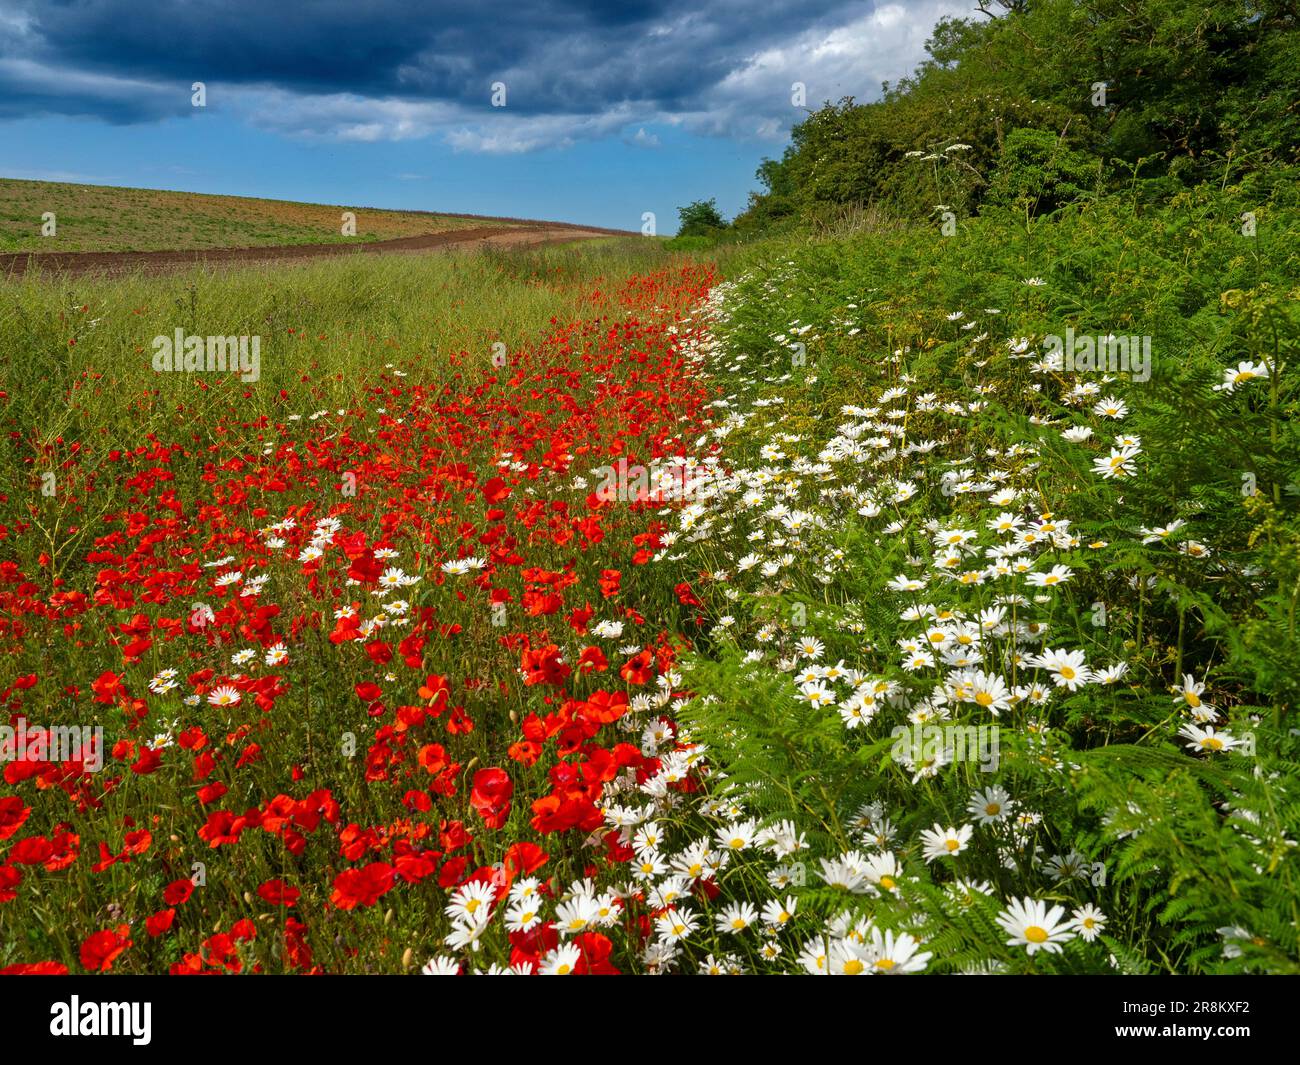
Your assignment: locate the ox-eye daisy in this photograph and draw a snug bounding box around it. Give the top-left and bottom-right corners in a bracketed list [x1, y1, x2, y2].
[1178, 723, 1242, 754]
[538, 944, 582, 975]
[920, 823, 973, 861]
[996, 897, 1075, 955]
[968, 786, 1012, 824]
[716, 902, 759, 934]
[1070, 905, 1107, 942]
[868, 928, 933, 974]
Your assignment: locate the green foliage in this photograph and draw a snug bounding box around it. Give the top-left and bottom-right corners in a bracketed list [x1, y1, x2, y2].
[676, 199, 727, 237]
[662, 234, 719, 252]
[987, 128, 1101, 216]
[732, 0, 1300, 228]
[680, 176, 1300, 972]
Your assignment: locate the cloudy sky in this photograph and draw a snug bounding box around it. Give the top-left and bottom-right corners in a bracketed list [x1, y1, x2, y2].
[0, 0, 971, 230]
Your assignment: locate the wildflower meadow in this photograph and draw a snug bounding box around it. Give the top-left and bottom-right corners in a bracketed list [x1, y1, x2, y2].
[1, 0, 1297, 1019]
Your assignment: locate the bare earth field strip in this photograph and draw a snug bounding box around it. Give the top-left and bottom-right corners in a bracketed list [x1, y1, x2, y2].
[0, 224, 628, 278]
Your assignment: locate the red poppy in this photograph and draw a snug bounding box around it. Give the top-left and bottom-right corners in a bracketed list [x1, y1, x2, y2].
[11, 836, 53, 865]
[482, 476, 511, 503]
[1, 799, 36, 843]
[503, 841, 549, 878]
[469, 767, 513, 829]
[257, 879, 301, 907]
[163, 878, 195, 906]
[80, 925, 132, 972]
[0, 961, 68, 975]
[90, 671, 124, 704]
[0, 864, 22, 903]
[330, 862, 395, 910]
[574, 931, 620, 975]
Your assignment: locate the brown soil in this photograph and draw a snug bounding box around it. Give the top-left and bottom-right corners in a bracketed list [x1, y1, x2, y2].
[0, 223, 630, 279]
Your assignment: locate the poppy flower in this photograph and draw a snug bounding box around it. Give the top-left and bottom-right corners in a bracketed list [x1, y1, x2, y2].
[90, 670, 124, 704]
[0, 961, 68, 975]
[11, 836, 54, 865]
[330, 862, 395, 910]
[257, 880, 301, 907]
[469, 767, 513, 829]
[0, 797, 31, 840]
[0, 864, 22, 903]
[503, 841, 549, 878]
[80, 925, 132, 972]
[164, 878, 195, 906]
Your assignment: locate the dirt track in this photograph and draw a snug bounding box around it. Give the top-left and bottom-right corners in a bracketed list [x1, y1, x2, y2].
[0, 223, 628, 279]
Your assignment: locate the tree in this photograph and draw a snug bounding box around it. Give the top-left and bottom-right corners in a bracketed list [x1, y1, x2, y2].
[676, 199, 726, 236]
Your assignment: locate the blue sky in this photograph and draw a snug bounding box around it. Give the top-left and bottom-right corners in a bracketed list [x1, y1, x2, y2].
[0, 1, 969, 232]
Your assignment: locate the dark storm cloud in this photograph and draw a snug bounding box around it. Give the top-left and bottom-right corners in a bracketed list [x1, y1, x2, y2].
[0, 0, 971, 145]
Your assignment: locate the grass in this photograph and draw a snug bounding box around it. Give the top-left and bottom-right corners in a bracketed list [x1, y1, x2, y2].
[0, 234, 715, 974]
[1, 235, 666, 458]
[0, 236, 681, 605]
[3, 185, 1298, 975]
[0, 179, 506, 253]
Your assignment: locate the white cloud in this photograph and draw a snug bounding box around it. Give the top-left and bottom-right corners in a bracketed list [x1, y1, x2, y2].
[713, 1, 969, 111]
[626, 127, 661, 149]
[0, 1, 973, 152]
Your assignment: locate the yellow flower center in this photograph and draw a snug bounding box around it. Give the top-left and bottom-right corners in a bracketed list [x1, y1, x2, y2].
[1025, 926, 1048, 944]
[945, 838, 961, 851]
[879, 876, 896, 890]
[843, 959, 865, 975]
[976, 691, 994, 707]
[874, 958, 896, 971]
